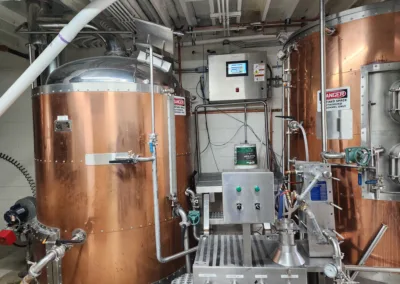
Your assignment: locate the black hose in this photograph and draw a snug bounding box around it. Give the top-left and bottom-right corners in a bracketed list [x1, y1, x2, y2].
[0, 153, 36, 197]
[13, 242, 27, 248]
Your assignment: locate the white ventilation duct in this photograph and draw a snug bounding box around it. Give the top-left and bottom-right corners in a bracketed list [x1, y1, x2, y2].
[0, 0, 118, 118]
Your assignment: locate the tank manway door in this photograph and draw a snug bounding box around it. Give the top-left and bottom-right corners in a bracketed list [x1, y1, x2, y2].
[360, 62, 400, 201]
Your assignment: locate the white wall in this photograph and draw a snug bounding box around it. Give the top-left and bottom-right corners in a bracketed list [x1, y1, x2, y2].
[0, 52, 34, 221]
[0, 46, 103, 226]
[179, 43, 283, 173]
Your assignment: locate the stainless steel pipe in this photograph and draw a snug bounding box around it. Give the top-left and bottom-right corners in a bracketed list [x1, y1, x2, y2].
[148, 41, 197, 264]
[346, 265, 400, 274]
[351, 224, 388, 280]
[320, 0, 328, 153]
[176, 207, 192, 273]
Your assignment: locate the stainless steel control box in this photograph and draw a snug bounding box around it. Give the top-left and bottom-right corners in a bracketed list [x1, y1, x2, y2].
[208, 52, 267, 101]
[222, 170, 274, 224]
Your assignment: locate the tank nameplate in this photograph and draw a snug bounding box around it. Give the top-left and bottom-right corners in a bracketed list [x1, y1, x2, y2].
[54, 120, 72, 132]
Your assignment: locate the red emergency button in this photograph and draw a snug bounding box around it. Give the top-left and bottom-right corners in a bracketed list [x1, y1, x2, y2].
[235, 87, 239, 92]
[0, 230, 16, 245]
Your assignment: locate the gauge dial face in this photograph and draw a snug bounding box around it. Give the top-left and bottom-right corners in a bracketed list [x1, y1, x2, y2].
[324, 263, 338, 278]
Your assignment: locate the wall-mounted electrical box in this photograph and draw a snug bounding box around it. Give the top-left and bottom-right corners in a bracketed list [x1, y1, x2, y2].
[208, 52, 267, 101]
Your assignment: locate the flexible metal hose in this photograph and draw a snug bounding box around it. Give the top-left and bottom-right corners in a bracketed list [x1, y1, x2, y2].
[0, 153, 36, 197]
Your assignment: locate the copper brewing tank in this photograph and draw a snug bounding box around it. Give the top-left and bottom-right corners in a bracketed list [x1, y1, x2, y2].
[32, 57, 193, 283]
[287, 0, 400, 270]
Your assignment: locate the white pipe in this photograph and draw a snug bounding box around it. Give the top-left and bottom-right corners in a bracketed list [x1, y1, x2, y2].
[221, 0, 226, 36]
[181, 34, 276, 46]
[226, 0, 230, 36]
[0, 0, 118, 118]
[217, 0, 222, 24]
[320, 0, 328, 153]
[298, 124, 309, 161]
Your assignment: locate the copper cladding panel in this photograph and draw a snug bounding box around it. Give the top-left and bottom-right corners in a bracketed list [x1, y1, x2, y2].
[290, 12, 400, 267]
[32, 90, 192, 283]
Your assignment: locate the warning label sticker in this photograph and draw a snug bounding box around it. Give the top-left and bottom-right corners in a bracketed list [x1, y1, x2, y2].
[174, 96, 186, 116]
[253, 63, 265, 82]
[317, 87, 350, 112]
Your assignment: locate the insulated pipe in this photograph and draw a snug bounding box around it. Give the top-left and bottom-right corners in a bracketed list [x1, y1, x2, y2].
[320, 0, 328, 154]
[0, 0, 119, 118]
[176, 207, 191, 273]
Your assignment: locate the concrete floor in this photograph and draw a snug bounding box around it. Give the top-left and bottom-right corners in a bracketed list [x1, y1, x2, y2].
[0, 247, 26, 284]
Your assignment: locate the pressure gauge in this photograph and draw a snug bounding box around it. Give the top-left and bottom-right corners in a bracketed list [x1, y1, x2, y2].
[324, 263, 338, 279]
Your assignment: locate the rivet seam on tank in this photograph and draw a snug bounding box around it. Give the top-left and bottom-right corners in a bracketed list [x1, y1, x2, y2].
[36, 217, 178, 236]
[35, 159, 84, 163]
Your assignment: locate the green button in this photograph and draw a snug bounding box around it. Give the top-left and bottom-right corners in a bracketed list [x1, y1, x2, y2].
[255, 186, 260, 192]
[236, 186, 242, 192]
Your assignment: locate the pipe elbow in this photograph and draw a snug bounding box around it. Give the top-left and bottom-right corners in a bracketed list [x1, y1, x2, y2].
[321, 151, 345, 160]
[185, 188, 196, 199]
[175, 206, 188, 224]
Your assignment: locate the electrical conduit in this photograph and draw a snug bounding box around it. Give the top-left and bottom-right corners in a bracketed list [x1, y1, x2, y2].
[0, 0, 119, 118]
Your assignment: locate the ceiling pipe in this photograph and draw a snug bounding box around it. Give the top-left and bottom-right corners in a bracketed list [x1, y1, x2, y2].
[208, 0, 216, 25]
[186, 20, 304, 34]
[221, 0, 226, 36]
[216, 0, 222, 24]
[181, 34, 276, 46]
[0, 0, 119, 118]
[226, 0, 230, 36]
[236, 0, 242, 23]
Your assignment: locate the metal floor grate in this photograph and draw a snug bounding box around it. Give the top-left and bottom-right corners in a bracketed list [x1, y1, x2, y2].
[194, 235, 276, 267]
[171, 273, 193, 284]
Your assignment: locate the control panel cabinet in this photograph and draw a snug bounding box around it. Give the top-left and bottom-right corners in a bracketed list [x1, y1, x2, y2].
[222, 170, 274, 224]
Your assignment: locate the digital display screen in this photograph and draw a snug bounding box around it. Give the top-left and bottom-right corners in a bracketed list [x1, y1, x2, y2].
[226, 60, 248, 77]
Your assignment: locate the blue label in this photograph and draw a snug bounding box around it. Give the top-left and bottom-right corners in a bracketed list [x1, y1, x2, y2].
[310, 181, 328, 201]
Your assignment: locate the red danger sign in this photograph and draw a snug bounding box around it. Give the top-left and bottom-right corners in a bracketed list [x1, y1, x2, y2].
[174, 97, 185, 106]
[326, 90, 348, 100]
[317, 87, 350, 112]
[174, 96, 186, 116]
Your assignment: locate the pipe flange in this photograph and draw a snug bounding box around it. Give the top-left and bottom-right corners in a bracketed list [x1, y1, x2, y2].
[72, 228, 87, 243]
